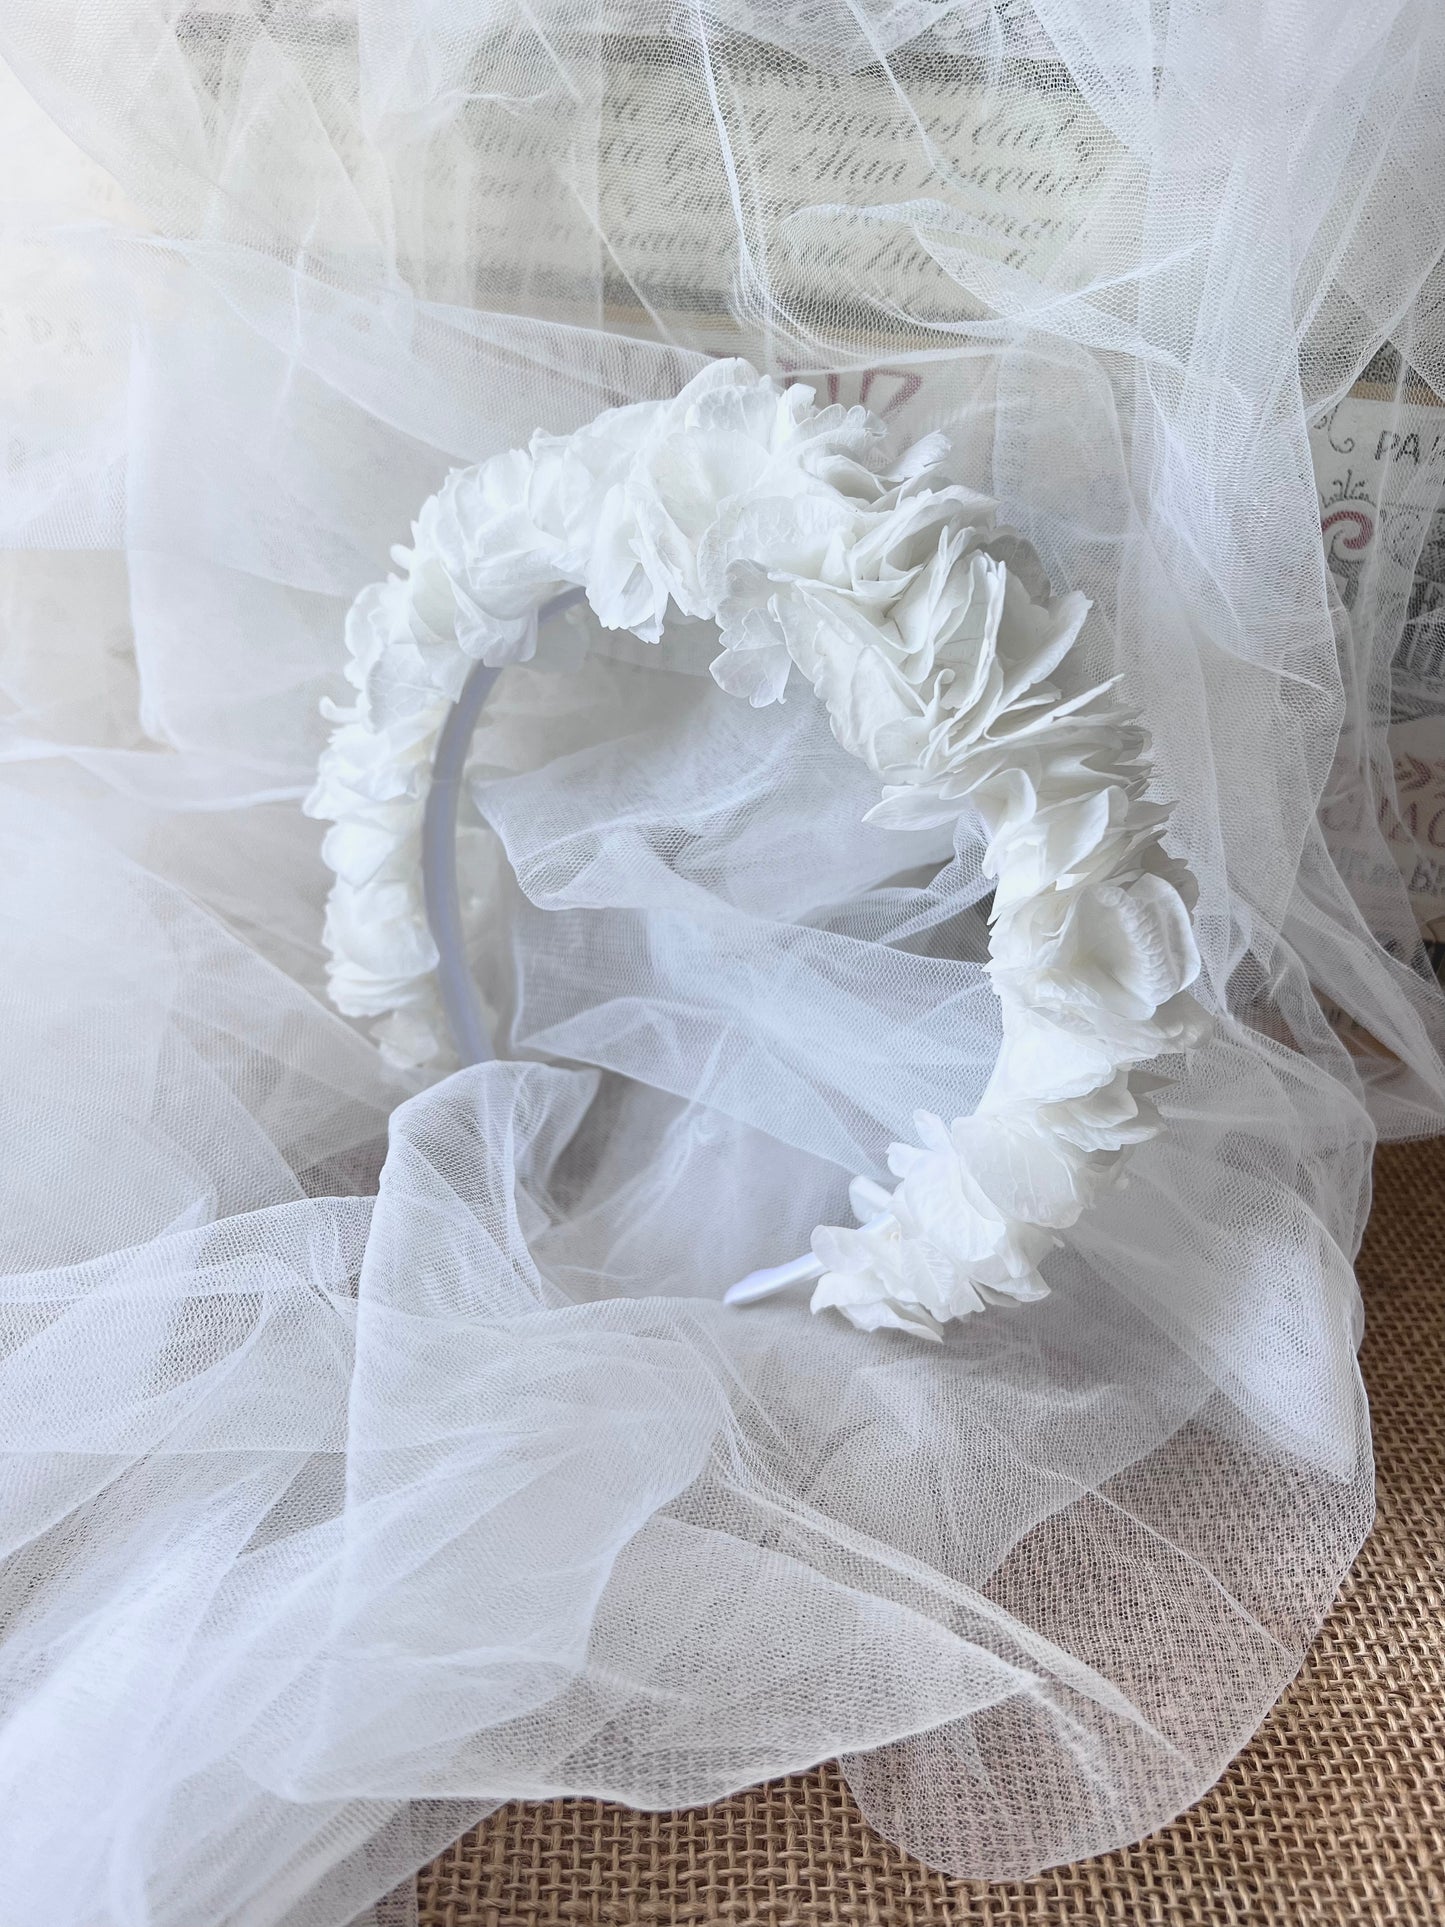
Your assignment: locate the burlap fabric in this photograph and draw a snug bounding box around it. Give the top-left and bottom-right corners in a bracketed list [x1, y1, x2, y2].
[417, 1135, 1445, 1927]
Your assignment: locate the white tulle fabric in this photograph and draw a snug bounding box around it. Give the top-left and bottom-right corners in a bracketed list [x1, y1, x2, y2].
[310, 360, 1209, 1336]
[2, 5, 1445, 1926]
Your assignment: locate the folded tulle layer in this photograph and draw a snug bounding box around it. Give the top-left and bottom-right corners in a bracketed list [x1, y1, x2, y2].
[1, 5, 1444, 1925]
[0, 800, 1379, 1917]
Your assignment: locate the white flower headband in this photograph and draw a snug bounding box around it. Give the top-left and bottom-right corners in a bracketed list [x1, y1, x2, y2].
[306, 360, 1210, 1341]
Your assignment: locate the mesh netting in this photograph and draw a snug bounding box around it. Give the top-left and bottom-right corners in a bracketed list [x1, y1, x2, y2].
[1, 5, 1444, 1924]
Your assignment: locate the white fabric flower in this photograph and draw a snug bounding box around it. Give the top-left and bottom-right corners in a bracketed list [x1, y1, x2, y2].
[811, 1110, 1063, 1334]
[989, 872, 1204, 1030]
[810, 1216, 954, 1342]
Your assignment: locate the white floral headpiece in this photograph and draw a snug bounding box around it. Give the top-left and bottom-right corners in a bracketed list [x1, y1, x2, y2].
[307, 360, 1210, 1341]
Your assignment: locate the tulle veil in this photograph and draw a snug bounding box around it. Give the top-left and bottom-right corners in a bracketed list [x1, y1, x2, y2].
[2, 3, 1444, 1923]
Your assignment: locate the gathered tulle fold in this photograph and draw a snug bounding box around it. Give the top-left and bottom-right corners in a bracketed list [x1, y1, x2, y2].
[0, 778, 1389, 1917]
[0, 859, 1376, 1890]
[1, 3, 1444, 1922]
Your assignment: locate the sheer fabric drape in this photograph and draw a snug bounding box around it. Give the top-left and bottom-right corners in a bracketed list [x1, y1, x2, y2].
[1, 5, 1443, 1923]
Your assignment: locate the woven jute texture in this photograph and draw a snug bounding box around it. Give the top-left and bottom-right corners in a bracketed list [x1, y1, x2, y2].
[416, 1135, 1445, 1927]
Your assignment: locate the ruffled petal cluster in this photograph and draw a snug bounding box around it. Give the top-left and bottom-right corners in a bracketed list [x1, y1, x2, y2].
[309, 359, 1210, 1331]
[303, 477, 567, 1066]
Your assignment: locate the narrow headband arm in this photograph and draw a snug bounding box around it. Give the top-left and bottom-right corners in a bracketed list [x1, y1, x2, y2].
[421, 587, 586, 1066]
